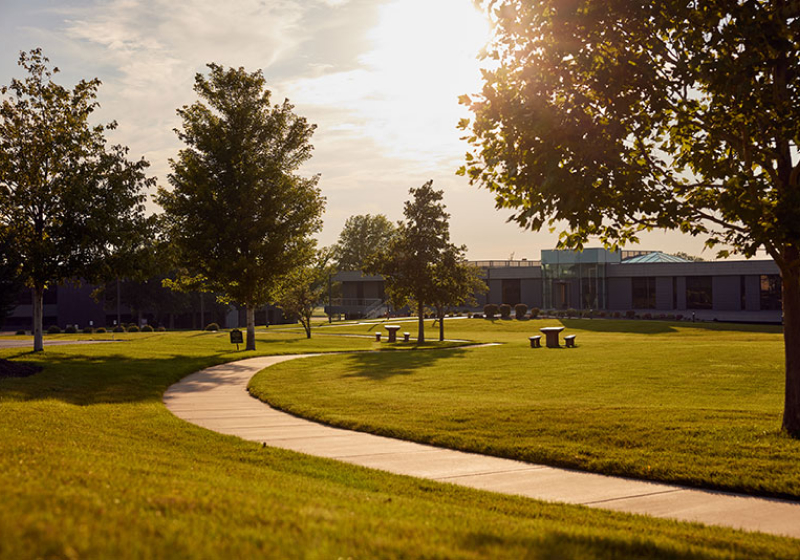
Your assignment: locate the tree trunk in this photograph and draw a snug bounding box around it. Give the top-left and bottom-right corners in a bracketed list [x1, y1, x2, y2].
[246, 305, 256, 351]
[200, 292, 205, 329]
[33, 286, 44, 352]
[417, 301, 425, 344]
[438, 306, 445, 342]
[781, 264, 800, 435]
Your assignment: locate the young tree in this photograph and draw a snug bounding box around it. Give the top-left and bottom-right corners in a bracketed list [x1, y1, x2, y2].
[274, 249, 333, 338]
[460, 1, 800, 434]
[0, 49, 153, 351]
[333, 214, 396, 272]
[429, 246, 487, 341]
[158, 64, 325, 350]
[367, 181, 461, 344]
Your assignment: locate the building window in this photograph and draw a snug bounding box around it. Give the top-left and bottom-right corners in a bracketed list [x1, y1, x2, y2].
[740, 276, 746, 310]
[760, 275, 781, 310]
[632, 277, 656, 309]
[686, 276, 713, 310]
[502, 279, 521, 305]
[672, 277, 678, 309]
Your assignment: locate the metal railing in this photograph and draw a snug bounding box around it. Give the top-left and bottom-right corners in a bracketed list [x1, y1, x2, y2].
[470, 260, 541, 268]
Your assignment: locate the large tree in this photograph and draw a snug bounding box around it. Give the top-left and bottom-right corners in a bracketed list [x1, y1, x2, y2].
[367, 181, 463, 344]
[333, 214, 396, 272]
[158, 64, 325, 351]
[0, 49, 153, 351]
[460, 1, 800, 433]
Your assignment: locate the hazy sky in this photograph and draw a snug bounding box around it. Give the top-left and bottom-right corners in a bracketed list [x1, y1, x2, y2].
[0, 0, 727, 260]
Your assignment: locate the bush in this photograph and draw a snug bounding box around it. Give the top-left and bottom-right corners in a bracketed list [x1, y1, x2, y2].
[15, 330, 26, 335]
[598, 311, 607, 318]
[141, 325, 154, 332]
[95, 327, 107, 333]
[667, 314, 675, 321]
[47, 325, 61, 334]
[514, 303, 528, 320]
[82, 326, 94, 334]
[529, 307, 540, 319]
[156, 326, 166, 332]
[483, 304, 498, 319]
[581, 309, 594, 319]
[205, 323, 220, 331]
[499, 304, 512, 319]
[127, 325, 140, 332]
[676, 314, 684, 321]
[625, 310, 636, 319]
[643, 313, 653, 320]
[472, 313, 484, 319]
[566, 308, 577, 318]
[113, 325, 126, 333]
[64, 325, 77, 334]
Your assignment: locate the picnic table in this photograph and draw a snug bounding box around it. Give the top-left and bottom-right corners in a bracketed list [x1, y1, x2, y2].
[385, 325, 401, 343]
[539, 326, 565, 348]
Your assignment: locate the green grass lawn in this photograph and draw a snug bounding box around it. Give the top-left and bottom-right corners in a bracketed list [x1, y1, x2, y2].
[3, 329, 800, 558]
[250, 318, 800, 500]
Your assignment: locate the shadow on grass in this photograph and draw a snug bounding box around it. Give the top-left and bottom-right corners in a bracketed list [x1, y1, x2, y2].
[341, 346, 469, 380]
[0, 351, 239, 406]
[561, 318, 783, 335]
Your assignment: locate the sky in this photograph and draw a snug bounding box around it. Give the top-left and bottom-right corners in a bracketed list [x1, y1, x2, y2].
[0, 0, 729, 261]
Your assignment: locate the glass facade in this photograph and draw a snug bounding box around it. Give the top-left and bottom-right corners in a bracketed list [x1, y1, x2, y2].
[760, 275, 781, 310]
[686, 276, 713, 309]
[632, 277, 656, 309]
[541, 249, 619, 310]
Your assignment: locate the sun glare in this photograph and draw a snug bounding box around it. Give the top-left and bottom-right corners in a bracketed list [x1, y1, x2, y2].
[360, 0, 492, 161]
[288, 0, 492, 165]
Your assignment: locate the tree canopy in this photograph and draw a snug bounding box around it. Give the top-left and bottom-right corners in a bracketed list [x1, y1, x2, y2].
[0, 49, 153, 350]
[333, 214, 396, 272]
[274, 248, 334, 338]
[157, 63, 324, 350]
[460, 1, 800, 433]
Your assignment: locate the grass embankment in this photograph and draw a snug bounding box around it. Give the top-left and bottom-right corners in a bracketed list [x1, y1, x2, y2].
[250, 318, 800, 499]
[3, 329, 799, 558]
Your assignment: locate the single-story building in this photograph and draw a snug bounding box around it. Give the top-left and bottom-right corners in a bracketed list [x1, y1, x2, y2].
[331, 248, 783, 323]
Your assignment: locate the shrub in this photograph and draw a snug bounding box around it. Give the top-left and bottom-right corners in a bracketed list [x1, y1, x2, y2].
[15, 330, 26, 335]
[64, 325, 77, 334]
[47, 325, 61, 334]
[156, 326, 166, 332]
[613, 311, 621, 318]
[582, 309, 594, 319]
[513, 303, 528, 320]
[598, 311, 606, 318]
[667, 314, 675, 321]
[82, 326, 94, 334]
[113, 325, 126, 333]
[676, 314, 684, 321]
[659, 314, 667, 320]
[95, 327, 107, 333]
[643, 313, 653, 320]
[205, 323, 220, 331]
[497, 304, 511, 319]
[472, 313, 484, 319]
[625, 310, 636, 319]
[529, 307, 540, 319]
[141, 325, 154, 332]
[483, 304, 498, 319]
[566, 308, 577, 318]
[127, 325, 140, 333]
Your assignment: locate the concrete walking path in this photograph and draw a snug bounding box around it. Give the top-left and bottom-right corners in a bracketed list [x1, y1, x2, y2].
[163, 354, 800, 540]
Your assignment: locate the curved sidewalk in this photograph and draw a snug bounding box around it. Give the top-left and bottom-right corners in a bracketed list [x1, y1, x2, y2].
[163, 354, 800, 540]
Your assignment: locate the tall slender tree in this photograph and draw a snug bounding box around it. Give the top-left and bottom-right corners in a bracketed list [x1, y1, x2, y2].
[460, 0, 800, 434]
[367, 181, 468, 344]
[0, 49, 153, 351]
[158, 64, 324, 350]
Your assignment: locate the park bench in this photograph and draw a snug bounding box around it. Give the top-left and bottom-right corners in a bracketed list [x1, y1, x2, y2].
[564, 334, 577, 348]
[403, 332, 410, 343]
[528, 335, 541, 348]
